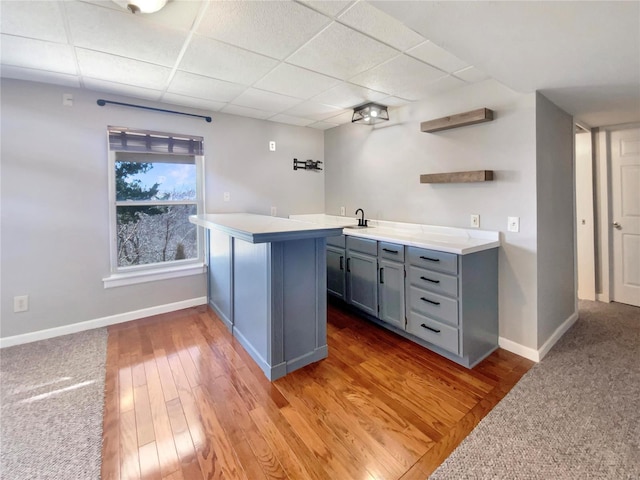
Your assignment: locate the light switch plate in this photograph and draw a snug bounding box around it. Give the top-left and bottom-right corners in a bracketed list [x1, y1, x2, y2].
[340, 206, 345, 216]
[470, 214, 480, 228]
[508, 216, 520, 232]
[223, 192, 230, 202]
[269, 141, 276, 151]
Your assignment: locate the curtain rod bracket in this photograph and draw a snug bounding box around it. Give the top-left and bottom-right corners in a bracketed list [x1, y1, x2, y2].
[97, 99, 212, 123]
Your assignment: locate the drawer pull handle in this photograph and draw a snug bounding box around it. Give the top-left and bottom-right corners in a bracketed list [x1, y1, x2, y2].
[379, 267, 384, 284]
[382, 248, 398, 254]
[420, 297, 440, 306]
[419, 255, 440, 262]
[339, 256, 344, 271]
[420, 323, 441, 333]
[420, 276, 440, 284]
[346, 258, 351, 272]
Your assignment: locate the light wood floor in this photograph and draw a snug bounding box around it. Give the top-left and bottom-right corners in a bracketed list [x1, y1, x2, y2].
[101, 303, 532, 480]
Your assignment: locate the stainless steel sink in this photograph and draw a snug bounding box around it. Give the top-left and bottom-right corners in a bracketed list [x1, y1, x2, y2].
[344, 225, 374, 229]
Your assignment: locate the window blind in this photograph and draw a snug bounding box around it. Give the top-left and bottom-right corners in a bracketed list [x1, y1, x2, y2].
[108, 127, 204, 156]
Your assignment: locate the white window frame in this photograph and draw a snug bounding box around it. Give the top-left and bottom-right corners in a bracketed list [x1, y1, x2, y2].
[103, 128, 206, 288]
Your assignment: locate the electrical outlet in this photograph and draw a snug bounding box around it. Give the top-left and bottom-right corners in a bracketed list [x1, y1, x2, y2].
[223, 192, 230, 202]
[62, 93, 73, 106]
[508, 216, 520, 232]
[340, 206, 346, 216]
[269, 141, 276, 152]
[470, 214, 480, 228]
[14, 295, 29, 313]
[271, 206, 277, 216]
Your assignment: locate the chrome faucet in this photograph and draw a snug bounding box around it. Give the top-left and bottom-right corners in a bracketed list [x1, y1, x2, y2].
[355, 208, 367, 227]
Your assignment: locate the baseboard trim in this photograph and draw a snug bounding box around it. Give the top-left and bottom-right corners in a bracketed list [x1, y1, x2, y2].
[499, 310, 579, 363]
[596, 293, 610, 303]
[0, 297, 208, 348]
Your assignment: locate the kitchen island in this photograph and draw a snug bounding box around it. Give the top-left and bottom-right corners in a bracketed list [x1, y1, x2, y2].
[189, 213, 343, 380]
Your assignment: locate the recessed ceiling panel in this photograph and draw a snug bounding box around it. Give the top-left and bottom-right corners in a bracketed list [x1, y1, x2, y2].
[83, 77, 162, 101]
[168, 71, 246, 103]
[0, 1, 67, 42]
[161, 93, 226, 113]
[65, 2, 187, 67]
[287, 23, 397, 80]
[197, 1, 330, 59]
[179, 35, 279, 85]
[283, 101, 344, 121]
[307, 120, 340, 130]
[350, 55, 445, 97]
[76, 49, 171, 90]
[254, 64, 341, 100]
[221, 104, 275, 120]
[396, 75, 466, 101]
[338, 1, 424, 51]
[454, 66, 490, 83]
[0, 35, 77, 74]
[407, 41, 469, 73]
[298, 1, 353, 18]
[269, 114, 315, 127]
[231, 88, 302, 112]
[0, 65, 80, 88]
[322, 110, 355, 125]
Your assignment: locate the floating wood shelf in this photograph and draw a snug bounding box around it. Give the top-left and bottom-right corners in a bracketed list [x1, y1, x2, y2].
[420, 170, 494, 184]
[420, 108, 494, 133]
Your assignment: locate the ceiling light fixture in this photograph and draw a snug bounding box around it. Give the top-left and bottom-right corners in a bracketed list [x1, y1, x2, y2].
[352, 102, 389, 125]
[113, 0, 168, 14]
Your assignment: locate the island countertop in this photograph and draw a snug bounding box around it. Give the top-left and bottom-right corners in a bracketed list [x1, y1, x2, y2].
[189, 213, 344, 244]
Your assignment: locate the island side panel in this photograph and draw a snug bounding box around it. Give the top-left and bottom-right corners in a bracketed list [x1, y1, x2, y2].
[279, 238, 329, 374]
[208, 229, 233, 330]
[232, 238, 271, 377]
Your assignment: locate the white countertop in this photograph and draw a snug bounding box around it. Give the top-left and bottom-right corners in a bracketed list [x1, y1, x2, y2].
[289, 214, 500, 255]
[189, 213, 344, 244]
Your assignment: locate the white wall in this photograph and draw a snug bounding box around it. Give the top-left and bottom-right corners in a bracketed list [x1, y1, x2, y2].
[575, 129, 596, 300]
[0, 79, 324, 339]
[325, 80, 540, 350]
[535, 93, 577, 348]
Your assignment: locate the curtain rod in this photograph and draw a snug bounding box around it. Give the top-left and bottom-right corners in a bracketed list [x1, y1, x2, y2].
[97, 99, 212, 123]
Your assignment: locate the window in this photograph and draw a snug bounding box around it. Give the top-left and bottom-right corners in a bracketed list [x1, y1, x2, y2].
[104, 127, 205, 288]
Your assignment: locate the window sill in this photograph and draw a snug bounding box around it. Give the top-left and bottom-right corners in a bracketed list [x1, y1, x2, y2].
[103, 263, 206, 289]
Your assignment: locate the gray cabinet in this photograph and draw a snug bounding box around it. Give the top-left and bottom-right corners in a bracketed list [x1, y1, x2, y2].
[208, 229, 233, 329]
[346, 237, 378, 317]
[327, 246, 346, 299]
[405, 246, 498, 368]
[377, 241, 405, 329]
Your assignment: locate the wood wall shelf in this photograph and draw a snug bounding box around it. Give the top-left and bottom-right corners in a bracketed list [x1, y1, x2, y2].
[420, 170, 494, 184]
[420, 108, 494, 133]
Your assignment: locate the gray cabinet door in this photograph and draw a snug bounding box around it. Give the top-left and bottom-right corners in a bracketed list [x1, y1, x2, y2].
[346, 250, 378, 316]
[378, 258, 405, 329]
[327, 246, 346, 300]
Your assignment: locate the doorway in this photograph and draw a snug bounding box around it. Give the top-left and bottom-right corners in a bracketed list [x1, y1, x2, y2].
[575, 124, 596, 301]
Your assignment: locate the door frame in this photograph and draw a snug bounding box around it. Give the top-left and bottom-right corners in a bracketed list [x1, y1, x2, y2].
[594, 122, 640, 302]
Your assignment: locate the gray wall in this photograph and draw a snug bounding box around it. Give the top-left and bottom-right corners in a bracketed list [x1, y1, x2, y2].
[535, 93, 577, 347]
[325, 80, 540, 349]
[1, 79, 324, 338]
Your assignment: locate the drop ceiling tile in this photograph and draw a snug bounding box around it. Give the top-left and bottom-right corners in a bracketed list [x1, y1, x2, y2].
[298, 1, 354, 17]
[180, 35, 279, 85]
[65, 2, 187, 67]
[311, 82, 387, 108]
[407, 41, 469, 73]
[454, 66, 490, 83]
[83, 77, 162, 101]
[0, 1, 67, 42]
[322, 110, 355, 125]
[254, 64, 341, 99]
[287, 22, 397, 80]
[350, 54, 446, 96]
[167, 71, 246, 103]
[0, 65, 80, 88]
[197, 1, 330, 59]
[221, 104, 275, 120]
[76, 49, 171, 90]
[307, 120, 339, 130]
[161, 93, 226, 112]
[396, 75, 466, 101]
[231, 88, 301, 112]
[283, 101, 344, 121]
[269, 114, 315, 127]
[338, 2, 425, 51]
[378, 96, 412, 107]
[1, 35, 77, 74]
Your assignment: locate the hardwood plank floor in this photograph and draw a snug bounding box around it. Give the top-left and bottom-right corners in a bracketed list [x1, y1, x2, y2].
[102, 303, 533, 480]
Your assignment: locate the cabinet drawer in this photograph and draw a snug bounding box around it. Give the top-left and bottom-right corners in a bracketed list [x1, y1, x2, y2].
[407, 311, 459, 355]
[406, 246, 457, 275]
[378, 241, 404, 262]
[327, 234, 346, 248]
[346, 236, 377, 256]
[408, 266, 458, 298]
[408, 286, 458, 326]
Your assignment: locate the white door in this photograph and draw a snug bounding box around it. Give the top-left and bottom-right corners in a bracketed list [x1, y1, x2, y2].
[611, 128, 640, 307]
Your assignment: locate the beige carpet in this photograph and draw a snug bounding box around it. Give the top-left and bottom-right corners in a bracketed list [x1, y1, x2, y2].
[430, 300, 640, 479]
[0, 328, 107, 480]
